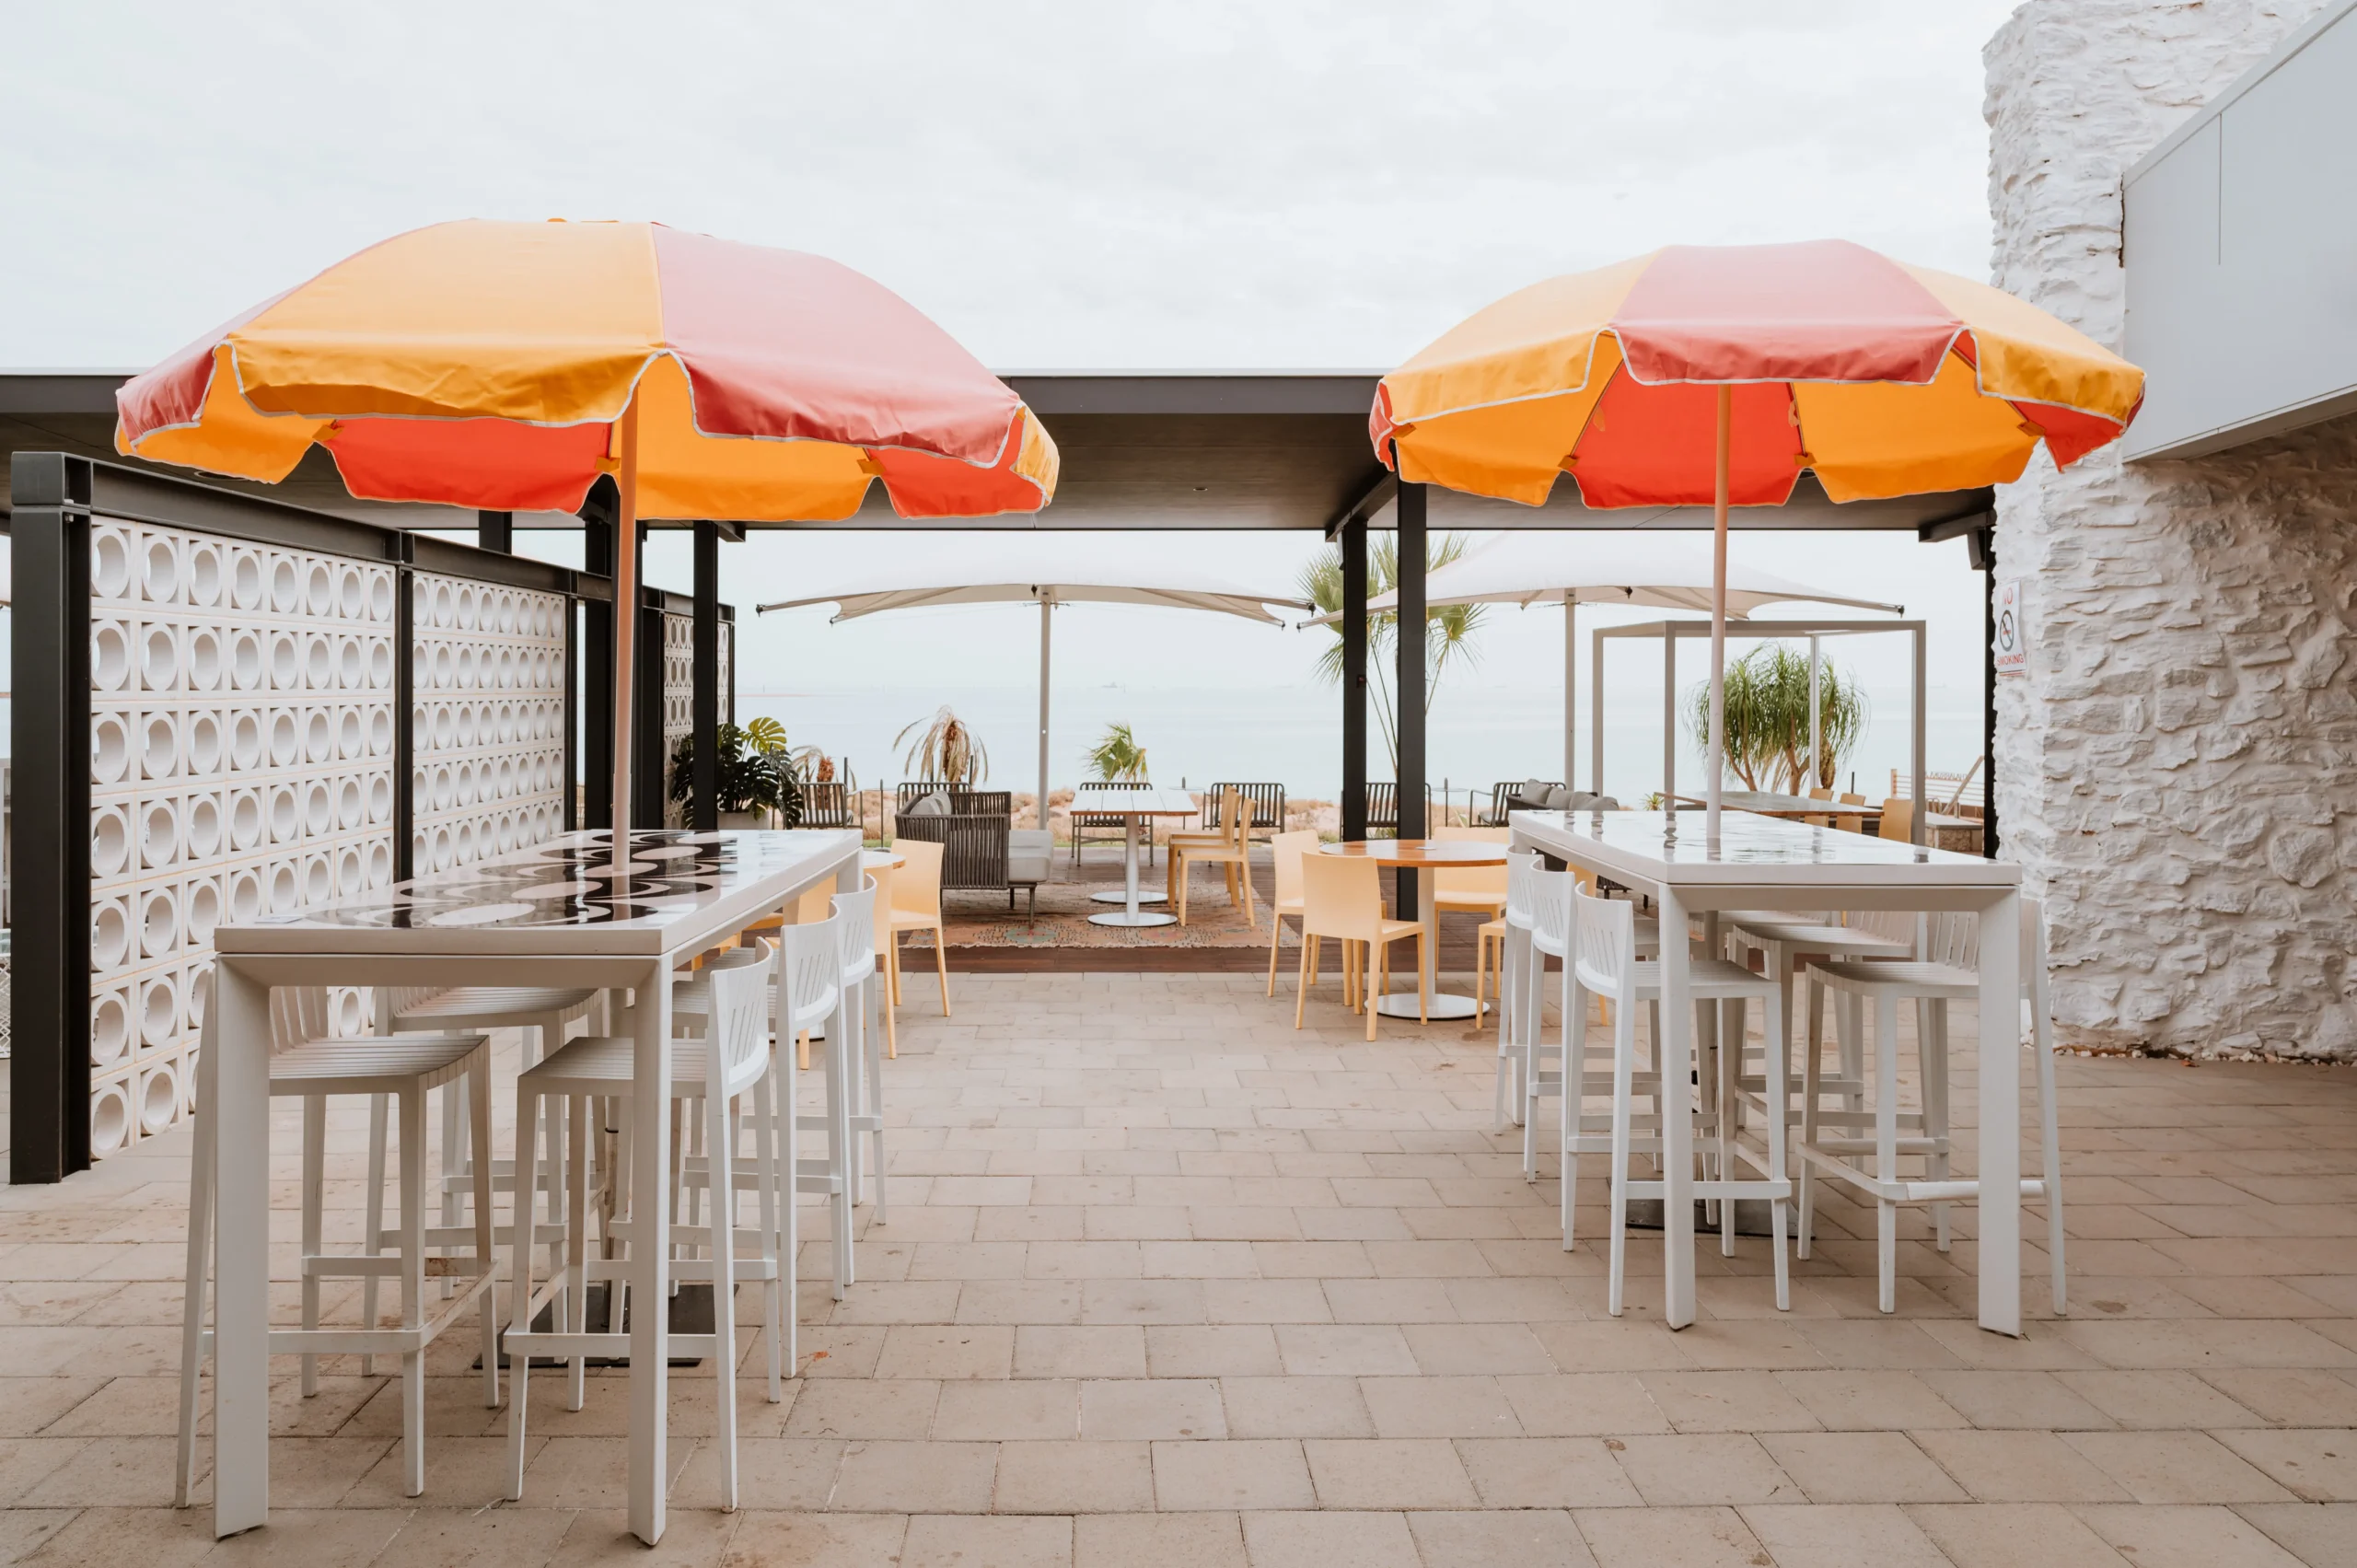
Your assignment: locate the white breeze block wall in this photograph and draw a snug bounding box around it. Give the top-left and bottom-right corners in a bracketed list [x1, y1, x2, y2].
[1987, 0, 2357, 1057]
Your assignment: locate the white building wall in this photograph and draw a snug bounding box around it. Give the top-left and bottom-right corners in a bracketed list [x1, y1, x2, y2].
[1987, 0, 2357, 1057]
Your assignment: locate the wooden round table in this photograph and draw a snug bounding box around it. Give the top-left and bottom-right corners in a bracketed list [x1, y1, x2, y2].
[1318, 840, 1509, 1020]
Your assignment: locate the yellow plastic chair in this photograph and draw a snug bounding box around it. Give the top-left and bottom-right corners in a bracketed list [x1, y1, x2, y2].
[1264, 830, 1321, 997]
[887, 838, 951, 1017]
[1432, 824, 1509, 921]
[1875, 797, 1914, 842]
[1296, 854, 1424, 1040]
[1173, 787, 1256, 928]
[1804, 785, 1833, 829]
[1838, 792, 1868, 831]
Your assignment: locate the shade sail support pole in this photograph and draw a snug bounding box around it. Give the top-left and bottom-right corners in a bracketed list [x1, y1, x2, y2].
[1808, 634, 1822, 794]
[1038, 592, 1052, 830]
[611, 403, 640, 859]
[1563, 592, 1576, 792]
[1705, 385, 1731, 844]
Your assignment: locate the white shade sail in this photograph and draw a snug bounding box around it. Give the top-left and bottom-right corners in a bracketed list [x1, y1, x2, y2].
[1304, 531, 1899, 624]
[757, 544, 1308, 837]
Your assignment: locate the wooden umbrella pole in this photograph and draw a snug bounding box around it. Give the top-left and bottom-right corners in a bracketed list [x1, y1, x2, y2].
[611, 401, 642, 856]
[1705, 384, 1731, 843]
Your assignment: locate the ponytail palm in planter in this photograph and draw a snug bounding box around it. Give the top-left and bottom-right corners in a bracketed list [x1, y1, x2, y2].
[668, 719, 804, 828]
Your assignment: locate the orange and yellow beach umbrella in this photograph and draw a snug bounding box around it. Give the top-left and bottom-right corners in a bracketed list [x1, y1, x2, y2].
[1370, 238, 2143, 834]
[115, 218, 1059, 838]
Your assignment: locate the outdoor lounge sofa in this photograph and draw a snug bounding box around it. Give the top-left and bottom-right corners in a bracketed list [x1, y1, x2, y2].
[894, 785, 1049, 909]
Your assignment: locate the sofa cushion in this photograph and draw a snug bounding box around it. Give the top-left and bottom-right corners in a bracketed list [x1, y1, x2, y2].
[1006, 830, 1053, 883]
[909, 790, 950, 817]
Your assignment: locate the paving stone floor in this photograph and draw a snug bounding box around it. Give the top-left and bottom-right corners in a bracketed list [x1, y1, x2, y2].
[5, 970, 2357, 1565]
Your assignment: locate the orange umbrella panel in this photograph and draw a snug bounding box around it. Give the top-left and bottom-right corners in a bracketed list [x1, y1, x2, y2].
[1371, 238, 2143, 509]
[115, 220, 1057, 522]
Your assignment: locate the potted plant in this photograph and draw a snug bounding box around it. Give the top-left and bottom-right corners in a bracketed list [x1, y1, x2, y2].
[1086, 722, 1149, 782]
[668, 718, 805, 828]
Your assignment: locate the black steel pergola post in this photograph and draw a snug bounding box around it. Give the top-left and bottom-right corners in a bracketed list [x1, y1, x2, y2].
[1341, 517, 1368, 842]
[477, 509, 513, 554]
[1395, 476, 1429, 909]
[580, 483, 617, 832]
[692, 522, 720, 830]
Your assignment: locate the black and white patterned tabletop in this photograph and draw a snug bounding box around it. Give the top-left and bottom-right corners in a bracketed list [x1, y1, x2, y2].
[243, 829, 851, 934]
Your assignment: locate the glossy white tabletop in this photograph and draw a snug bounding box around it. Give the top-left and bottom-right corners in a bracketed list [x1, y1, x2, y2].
[1070, 788, 1202, 817]
[217, 828, 864, 957]
[1508, 809, 2018, 889]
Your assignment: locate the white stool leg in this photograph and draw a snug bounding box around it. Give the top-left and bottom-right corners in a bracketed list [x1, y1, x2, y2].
[299, 1094, 326, 1398]
[438, 1071, 465, 1298]
[1874, 992, 1900, 1316]
[2034, 988, 2067, 1315]
[507, 1077, 542, 1501]
[750, 1068, 783, 1401]
[830, 1023, 855, 1293]
[864, 975, 888, 1223]
[1606, 981, 1637, 1318]
[468, 1051, 499, 1410]
[565, 1093, 589, 1411]
[1717, 1000, 1739, 1258]
[1923, 999, 1953, 1252]
[174, 1054, 218, 1511]
[1562, 966, 1586, 1249]
[707, 1080, 739, 1513]
[1797, 975, 1824, 1261]
[362, 1092, 389, 1375]
[398, 1086, 428, 1498]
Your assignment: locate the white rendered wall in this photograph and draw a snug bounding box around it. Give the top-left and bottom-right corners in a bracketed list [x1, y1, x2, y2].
[1988, 0, 2357, 1056]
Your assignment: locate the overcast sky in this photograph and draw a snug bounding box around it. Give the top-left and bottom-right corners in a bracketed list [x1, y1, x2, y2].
[3, 2, 2023, 737]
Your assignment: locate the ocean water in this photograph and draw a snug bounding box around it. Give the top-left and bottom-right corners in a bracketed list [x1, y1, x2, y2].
[738, 679, 1985, 811]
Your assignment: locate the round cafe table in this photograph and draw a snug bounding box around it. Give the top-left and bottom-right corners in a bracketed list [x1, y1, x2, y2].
[1318, 839, 1509, 1020]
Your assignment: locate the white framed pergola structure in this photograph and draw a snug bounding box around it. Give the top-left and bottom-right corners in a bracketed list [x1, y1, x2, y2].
[1592, 617, 1930, 845]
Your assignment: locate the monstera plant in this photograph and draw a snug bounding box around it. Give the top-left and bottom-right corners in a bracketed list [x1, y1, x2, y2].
[668, 719, 804, 826]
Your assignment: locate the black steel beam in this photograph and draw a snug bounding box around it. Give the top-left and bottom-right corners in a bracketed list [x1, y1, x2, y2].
[1395, 479, 1429, 905]
[692, 523, 720, 830]
[8, 454, 92, 1181]
[1341, 517, 1368, 842]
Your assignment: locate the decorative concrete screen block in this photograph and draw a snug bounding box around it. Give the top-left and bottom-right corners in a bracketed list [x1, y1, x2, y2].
[1985, 0, 2357, 1057]
[657, 612, 730, 823]
[410, 574, 569, 874]
[87, 519, 398, 1149]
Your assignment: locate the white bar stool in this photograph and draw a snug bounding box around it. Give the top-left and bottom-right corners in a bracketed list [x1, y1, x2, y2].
[176, 987, 497, 1505]
[1520, 869, 1661, 1179]
[830, 879, 888, 1221]
[1492, 850, 1541, 1130]
[1569, 886, 1792, 1316]
[1796, 900, 2067, 1315]
[506, 942, 794, 1511]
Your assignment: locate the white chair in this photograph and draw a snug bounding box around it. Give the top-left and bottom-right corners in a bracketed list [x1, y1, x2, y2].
[1519, 870, 1661, 1179]
[177, 989, 497, 1505]
[1796, 900, 2067, 1315]
[506, 943, 793, 1511]
[830, 880, 888, 1222]
[1568, 887, 1792, 1316]
[1720, 911, 1913, 1145]
[359, 983, 598, 1333]
[1492, 850, 1542, 1130]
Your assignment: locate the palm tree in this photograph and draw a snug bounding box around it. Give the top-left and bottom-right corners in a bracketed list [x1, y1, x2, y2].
[1300, 532, 1484, 774]
[1086, 722, 1149, 782]
[1684, 645, 1868, 793]
[896, 705, 989, 784]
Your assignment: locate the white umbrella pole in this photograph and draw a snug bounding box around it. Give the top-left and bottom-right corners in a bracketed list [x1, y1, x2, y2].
[1808, 634, 1821, 795]
[1705, 386, 1730, 842]
[611, 401, 641, 863]
[1037, 593, 1052, 830]
[1563, 591, 1576, 790]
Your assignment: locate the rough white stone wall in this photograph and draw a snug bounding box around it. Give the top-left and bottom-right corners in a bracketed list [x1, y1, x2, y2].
[1987, 0, 2357, 1057]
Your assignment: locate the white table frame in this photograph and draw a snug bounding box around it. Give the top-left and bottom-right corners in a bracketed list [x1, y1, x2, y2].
[1078, 789, 1202, 929]
[198, 829, 862, 1544]
[1508, 809, 2023, 1336]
